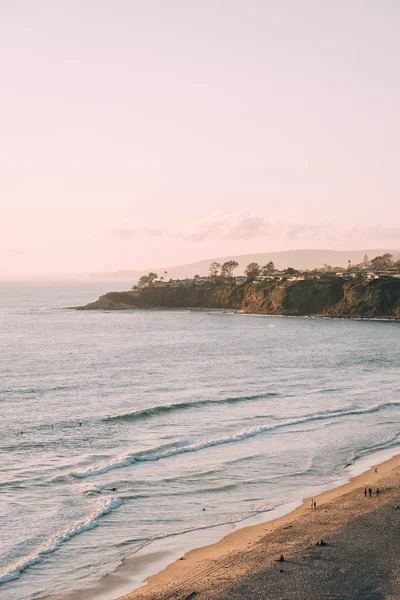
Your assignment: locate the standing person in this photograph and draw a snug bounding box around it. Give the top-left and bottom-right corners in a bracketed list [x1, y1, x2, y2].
[364, 488, 367, 497]
[310, 498, 314, 509]
[314, 500, 317, 509]
[368, 488, 372, 497]
[376, 488, 380, 495]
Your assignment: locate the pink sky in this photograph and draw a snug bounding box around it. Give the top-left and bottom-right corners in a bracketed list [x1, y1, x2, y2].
[2, 1, 400, 276]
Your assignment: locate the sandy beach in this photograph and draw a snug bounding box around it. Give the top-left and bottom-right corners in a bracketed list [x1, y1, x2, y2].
[116, 453, 400, 600]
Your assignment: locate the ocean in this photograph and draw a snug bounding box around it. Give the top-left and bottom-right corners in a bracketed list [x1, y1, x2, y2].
[1, 281, 399, 600]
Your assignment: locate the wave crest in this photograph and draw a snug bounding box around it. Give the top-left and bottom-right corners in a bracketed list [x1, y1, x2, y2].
[104, 392, 278, 423]
[0, 497, 121, 584]
[73, 401, 400, 479]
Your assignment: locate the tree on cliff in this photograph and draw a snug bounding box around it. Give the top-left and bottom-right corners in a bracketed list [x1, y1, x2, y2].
[137, 272, 158, 288]
[245, 262, 261, 280]
[220, 260, 239, 279]
[370, 254, 393, 270]
[209, 261, 221, 280]
[262, 261, 275, 275]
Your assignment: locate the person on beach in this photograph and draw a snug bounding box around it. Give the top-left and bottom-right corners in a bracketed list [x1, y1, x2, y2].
[313, 500, 317, 509]
[310, 499, 314, 509]
[364, 487, 367, 497]
[369, 488, 372, 497]
[376, 488, 380, 495]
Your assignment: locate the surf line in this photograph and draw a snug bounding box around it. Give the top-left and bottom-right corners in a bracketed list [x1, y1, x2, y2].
[73, 401, 400, 479]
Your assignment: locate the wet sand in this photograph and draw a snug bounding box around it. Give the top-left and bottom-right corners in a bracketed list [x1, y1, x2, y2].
[119, 453, 400, 600]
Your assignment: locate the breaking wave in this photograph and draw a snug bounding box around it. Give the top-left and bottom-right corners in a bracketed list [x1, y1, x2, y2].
[346, 430, 400, 466]
[73, 401, 400, 478]
[0, 497, 121, 584]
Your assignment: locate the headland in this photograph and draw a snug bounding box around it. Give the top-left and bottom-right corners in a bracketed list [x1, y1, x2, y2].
[72, 276, 400, 319]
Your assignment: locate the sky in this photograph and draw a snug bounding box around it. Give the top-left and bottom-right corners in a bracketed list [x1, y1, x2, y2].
[2, 0, 400, 276]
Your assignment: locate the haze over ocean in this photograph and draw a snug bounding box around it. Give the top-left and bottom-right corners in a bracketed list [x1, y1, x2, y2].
[3, 2, 400, 278]
[1, 282, 399, 599]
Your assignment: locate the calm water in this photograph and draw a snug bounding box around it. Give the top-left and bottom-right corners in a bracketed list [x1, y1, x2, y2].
[1, 282, 399, 600]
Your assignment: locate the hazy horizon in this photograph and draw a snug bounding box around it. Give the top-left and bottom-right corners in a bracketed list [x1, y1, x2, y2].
[2, 1, 400, 277]
[2, 247, 399, 282]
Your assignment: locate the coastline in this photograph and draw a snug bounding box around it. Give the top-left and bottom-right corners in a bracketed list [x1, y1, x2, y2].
[70, 275, 400, 319]
[117, 448, 400, 599]
[58, 446, 400, 600]
[72, 301, 400, 321]
[144, 307, 400, 322]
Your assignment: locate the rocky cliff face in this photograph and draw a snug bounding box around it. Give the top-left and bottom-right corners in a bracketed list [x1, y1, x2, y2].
[238, 279, 345, 315]
[74, 278, 400, 318]
[326, 278, 400, 318]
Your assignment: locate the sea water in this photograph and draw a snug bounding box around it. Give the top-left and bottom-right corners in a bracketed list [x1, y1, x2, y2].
[0, 281, 399, 600]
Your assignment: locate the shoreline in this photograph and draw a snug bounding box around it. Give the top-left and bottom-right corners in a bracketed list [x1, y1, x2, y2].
[57, 445, 400, 600]
[149, 308, 400, 322]
[73, 303, 400, 321]
[186, 307, 399, 321]
[117, 448, 400, 599]
[71, 301, 400, 321]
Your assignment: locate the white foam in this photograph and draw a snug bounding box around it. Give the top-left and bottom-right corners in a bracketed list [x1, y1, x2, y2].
[72, 401, 400, 478]
[348, 431, 400, 466]
[0, 497, 121, 584]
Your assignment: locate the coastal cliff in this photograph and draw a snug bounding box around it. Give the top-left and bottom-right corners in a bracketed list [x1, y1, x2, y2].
[74, 278, 400, 318]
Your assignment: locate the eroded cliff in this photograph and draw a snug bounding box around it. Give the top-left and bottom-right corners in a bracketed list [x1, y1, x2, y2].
[74, 278, 400, 318]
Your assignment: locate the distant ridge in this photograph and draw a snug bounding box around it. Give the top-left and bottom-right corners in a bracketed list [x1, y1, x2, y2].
[91, 249, 400, 280]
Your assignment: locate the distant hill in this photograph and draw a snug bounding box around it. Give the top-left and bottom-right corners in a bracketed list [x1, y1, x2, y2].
[92, 249, 400, 280]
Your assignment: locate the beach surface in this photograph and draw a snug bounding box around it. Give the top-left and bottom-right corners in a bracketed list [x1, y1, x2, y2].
[118, 454, 400, 600]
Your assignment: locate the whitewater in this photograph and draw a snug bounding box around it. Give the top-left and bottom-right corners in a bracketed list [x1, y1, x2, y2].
[1, 281, 399, 600]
